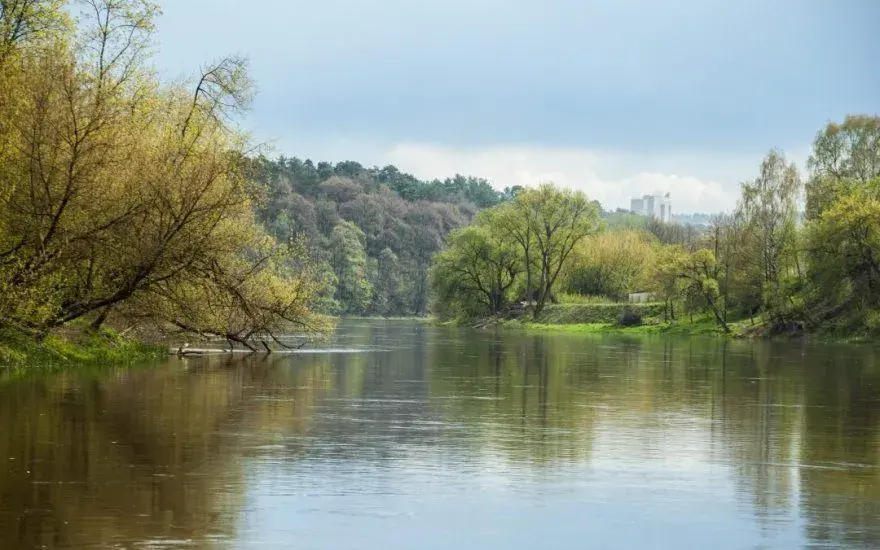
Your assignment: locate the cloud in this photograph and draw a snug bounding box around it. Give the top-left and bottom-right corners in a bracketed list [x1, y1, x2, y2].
[153, 0, 879, 155]
[381, 143, 746, 213]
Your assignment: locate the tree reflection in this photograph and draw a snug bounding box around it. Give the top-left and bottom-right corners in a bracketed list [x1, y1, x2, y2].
[0, 354, 335, 549]
[0, 322, 878, 549]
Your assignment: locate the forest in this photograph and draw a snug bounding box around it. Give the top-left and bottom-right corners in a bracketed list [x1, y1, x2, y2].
[245, 157, 706, 318]
[2, 0, 878, 352]
[0, 0, 329, 350]
[429, 115, 880, 338]
[246, 156, 519, 316]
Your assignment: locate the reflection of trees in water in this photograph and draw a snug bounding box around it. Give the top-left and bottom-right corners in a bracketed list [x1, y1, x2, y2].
[1, 322, 879, 549]
[0, 354, 336, 549]
[797, 350, 880, 548]
[426, 330, 604, 464]
[696, 342, 880, 548]
[427, 331, 880, 547]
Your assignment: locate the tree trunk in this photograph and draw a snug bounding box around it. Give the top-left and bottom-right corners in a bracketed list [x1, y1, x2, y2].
[707, 297, 731, 333]
[90, 307, 111, 332]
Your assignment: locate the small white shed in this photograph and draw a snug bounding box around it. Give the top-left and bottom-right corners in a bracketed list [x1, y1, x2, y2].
[628, 292, 654, 303]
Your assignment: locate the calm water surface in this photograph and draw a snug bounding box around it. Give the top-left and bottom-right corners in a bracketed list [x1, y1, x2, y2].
[2, 320, 879, 549]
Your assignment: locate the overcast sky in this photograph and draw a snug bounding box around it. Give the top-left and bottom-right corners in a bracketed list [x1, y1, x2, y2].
[152, 0, 879, 213]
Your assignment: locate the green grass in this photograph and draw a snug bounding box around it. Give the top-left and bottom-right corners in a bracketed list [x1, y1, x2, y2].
[497, 314, 851, 341]
[535, 302, 667, 325]
[554, 293, 619, 305]
[499, 318, 730, 336]
[0, 325, 165, 372]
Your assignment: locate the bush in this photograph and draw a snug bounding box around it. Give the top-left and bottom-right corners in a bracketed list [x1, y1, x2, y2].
[536, 303, 664, 324]
[618, 309, 643, 327]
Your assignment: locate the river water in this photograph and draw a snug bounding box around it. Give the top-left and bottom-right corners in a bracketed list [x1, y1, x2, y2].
[1, 320, 879, 549]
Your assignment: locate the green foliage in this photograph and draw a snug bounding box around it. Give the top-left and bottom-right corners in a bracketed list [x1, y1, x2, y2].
[2, 8, 877, 346]
[644, 218, 703, 249]
[555, 293, 618, 305]
[429, 183, 601, 320]
[248, 156, 498, 316]
[329, 222, 373, 314]
[807, 190, 880, 324]
[500, 317, 728, 336]
[535, 303, 665, 325]
[507, 184, 603, 317]
[601, 209, 648, 231]
[430, 223, 521, 318]
[806, 115, 880, 221]
[0, 325, 162, 370]
[561, 230, 656, 300]
[802, 116, 880, 334]
[734, 150, 802, 322]
[0, 0, 328, 350]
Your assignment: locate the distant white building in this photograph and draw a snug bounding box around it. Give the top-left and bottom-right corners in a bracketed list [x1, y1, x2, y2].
[630, 193, 672, 223]
[628, 292, 654, 303]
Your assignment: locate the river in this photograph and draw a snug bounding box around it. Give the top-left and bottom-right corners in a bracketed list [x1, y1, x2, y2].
[1, 320, 879, 549]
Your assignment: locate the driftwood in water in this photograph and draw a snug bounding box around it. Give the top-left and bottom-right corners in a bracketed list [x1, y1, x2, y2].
[177, 350, 205, 357]
[174, 337, 309, 356]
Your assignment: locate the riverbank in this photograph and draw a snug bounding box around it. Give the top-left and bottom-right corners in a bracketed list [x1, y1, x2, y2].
[0, 326, 165, 371]
[498, 318, 732, 337]
[479, 303, 877, 344]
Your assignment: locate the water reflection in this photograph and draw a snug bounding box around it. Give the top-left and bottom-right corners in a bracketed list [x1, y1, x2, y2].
[0, 321, 878, 549]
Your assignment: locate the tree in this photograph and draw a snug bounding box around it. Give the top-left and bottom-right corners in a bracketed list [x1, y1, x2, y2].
[0, 0, 327, 344]
[735, 150, 802, 321]
[562, 230, 656, 300]
[244, 153, 489, 316]
[649, 245, 730, 331]
[487, 200, 538, 305]
[132, 236, 330, 351]
[430, 224, 521, 318]
[370, 247, 403, 316]
[428, 183, 600, 320]
[0, 0, 67, 65]
[806, 115, 880, 220]
[328, 221, 373, 314]
[705, 213, 760, 319]
[677, 249, 730, 333]
[651, 245, 687, 321]
[516, 184, 602, 317]
[807, 186, 880, 319]
[644, 218, 701, 250]
[802, 116, 880, 330]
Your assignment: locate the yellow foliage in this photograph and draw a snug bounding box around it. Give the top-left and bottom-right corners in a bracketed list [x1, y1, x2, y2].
[0, 0, 326, 344]
[561, 230, 656, 300]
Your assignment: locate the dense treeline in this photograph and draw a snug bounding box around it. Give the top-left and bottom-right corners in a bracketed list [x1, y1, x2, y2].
[428, 183, 708, 321]
[4, 2, 875, 343]
[246, 156, 708, 319]
[431, 116, 880, 338]
[0, 0, 326, 349]
[430, 184, 603, 319]
[247, 156, 521, 316]
[649, 116, 880, 335]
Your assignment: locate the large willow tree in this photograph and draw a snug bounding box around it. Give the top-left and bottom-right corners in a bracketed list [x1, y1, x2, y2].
[0, 0, 328, 347]
[430, 183, 601, 320]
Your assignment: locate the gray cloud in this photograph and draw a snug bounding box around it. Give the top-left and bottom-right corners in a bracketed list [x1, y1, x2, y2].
[152, 0, 878, 211]
[155, 0, 877, 150]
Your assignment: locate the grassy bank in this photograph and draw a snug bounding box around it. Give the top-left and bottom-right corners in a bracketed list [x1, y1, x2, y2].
[499, 319, 726, 336]
[492, 304, 877, 343]
[535, 302, 666, 325]
[0, 326, 165, 371]
[476, 302, 762, 339]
